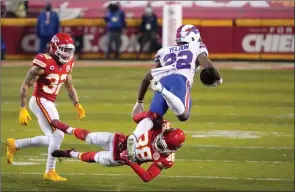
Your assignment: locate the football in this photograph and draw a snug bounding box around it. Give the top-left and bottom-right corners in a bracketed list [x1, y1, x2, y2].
[200, 68, 218, 86]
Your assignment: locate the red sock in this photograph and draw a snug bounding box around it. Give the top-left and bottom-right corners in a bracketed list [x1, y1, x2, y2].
[79, 152, 97, 163]
[51, 120, 70, 133]
[73, 128, 90, 141]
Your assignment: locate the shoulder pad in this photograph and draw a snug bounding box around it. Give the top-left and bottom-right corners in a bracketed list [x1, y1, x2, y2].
[32, 54, 48, 68]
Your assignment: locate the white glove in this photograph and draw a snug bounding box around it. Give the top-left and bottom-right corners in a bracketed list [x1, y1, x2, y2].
[131, 101, 144, 118]
[207, 78, 223, 87]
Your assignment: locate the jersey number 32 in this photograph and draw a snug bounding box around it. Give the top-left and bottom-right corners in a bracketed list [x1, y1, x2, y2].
[43, 74, 67, 95]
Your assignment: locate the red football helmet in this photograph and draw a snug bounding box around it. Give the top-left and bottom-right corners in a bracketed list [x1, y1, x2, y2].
[49, 32, 75, 64]
[153, 125, 185, 154]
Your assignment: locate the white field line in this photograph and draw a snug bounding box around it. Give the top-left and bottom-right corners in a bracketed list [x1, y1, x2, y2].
[1, 141, 293, 150]
[11, 162, 40, 166]
[20, 158, 291, 164]
[185, 130, 293, 139]
[1, 172, 293, 181]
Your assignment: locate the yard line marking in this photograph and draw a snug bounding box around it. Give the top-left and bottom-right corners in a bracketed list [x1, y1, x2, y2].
[21, 158, 291, 165]
[11, 162, 40, 166]
[1, 141, 292, 150]
[1, 172, 292, 181]
[186, 130, 293, 139]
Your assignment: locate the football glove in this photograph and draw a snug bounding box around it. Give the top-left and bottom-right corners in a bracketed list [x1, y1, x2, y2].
[131, 101, 144, 118]
[120, 150, 131, 165]
[19, 107, 32, 126]
[75, 103, 85, 119]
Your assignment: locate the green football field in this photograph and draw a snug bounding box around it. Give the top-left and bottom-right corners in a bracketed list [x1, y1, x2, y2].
[1, 62, 294, 191]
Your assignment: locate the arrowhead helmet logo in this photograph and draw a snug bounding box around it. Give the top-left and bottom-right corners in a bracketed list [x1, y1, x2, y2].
[51, 35, 60, 43]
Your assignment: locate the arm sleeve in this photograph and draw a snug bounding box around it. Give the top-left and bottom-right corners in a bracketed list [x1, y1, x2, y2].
[129, 162, 162, 182]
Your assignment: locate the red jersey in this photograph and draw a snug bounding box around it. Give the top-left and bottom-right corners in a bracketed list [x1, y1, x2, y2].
[32, 53, 74, 102]
[112, 129, 174, 169]
[134, 128, 175, 169]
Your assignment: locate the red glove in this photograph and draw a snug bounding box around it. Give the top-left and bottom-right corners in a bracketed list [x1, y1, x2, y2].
[120, 150, 132, 165]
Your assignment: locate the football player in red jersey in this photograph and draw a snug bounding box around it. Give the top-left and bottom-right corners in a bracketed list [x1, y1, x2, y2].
[6, 32, 86, 181]
[51, 111, 185, 182]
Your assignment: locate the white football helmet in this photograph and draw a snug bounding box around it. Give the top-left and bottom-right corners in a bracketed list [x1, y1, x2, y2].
[175, 24, 201, 44]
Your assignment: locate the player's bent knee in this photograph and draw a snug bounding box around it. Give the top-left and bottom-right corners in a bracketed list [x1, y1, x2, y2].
[177, 112, 189, 122]
[54, 129, 65, 140]
[84, 132, 96, 144]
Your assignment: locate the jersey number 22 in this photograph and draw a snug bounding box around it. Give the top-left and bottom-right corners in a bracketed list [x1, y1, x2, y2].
[163, 50, 193, 69]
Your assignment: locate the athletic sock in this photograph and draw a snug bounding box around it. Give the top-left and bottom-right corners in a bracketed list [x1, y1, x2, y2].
[46, 130, 64, 173]
[132, 117, 154, 139]
[15, 136, 50, 149]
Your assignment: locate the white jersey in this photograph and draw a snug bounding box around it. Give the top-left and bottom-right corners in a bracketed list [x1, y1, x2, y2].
[151, 42, 208, 86]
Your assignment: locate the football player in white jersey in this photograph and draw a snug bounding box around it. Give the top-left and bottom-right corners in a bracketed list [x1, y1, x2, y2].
[127, 24, 222, 161]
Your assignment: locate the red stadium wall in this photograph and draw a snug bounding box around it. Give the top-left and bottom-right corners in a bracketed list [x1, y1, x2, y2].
[1, 18, 294, 60]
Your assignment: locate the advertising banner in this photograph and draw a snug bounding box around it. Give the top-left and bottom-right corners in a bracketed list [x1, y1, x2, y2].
[1, 19, 294, 60]
[21, 0, 295, 19]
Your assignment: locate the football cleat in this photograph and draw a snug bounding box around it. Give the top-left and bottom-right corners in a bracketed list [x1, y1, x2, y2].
[150, 79, 163, 93]
[127, 135, 137, 162]
[51, 148, 75, 158]
[44, 169, 67, 181]
[6, 138, 18, 164]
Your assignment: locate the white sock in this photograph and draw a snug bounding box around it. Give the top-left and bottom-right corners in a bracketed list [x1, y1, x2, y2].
[70, 151, 80, 159]
[161, 88, 185, 116]
[67, 127, 74, 135]
[132, 118, 153, 139]
[46, 130, 64, 173]
[15, 136, 50, 149]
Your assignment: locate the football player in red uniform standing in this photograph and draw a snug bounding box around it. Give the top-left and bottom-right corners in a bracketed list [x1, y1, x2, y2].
[6, 32, 86, 181]
[51, 111, 185, 182]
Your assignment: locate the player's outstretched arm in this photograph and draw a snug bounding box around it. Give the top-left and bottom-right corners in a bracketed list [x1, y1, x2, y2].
[197, 53, 222, 86]
[64, 73, 85, 119]
[19, 66, 45, 125]
[129, 162, 162, 182]
[131, 62, 161, 117]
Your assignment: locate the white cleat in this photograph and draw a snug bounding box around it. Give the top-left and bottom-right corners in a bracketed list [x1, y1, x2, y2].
[150, 79, 163, 93]
[127, 135, 137, 162]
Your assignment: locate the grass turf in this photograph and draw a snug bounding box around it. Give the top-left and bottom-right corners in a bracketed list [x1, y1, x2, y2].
[1, 65, 294, 191]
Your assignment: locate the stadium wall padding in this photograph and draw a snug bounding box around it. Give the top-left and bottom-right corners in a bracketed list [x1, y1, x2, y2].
[1, 18, 294, 61]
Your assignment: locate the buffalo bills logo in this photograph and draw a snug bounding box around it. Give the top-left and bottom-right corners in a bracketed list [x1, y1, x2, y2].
[176, 25, 185, 38]
[185, 27, 199, 36]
